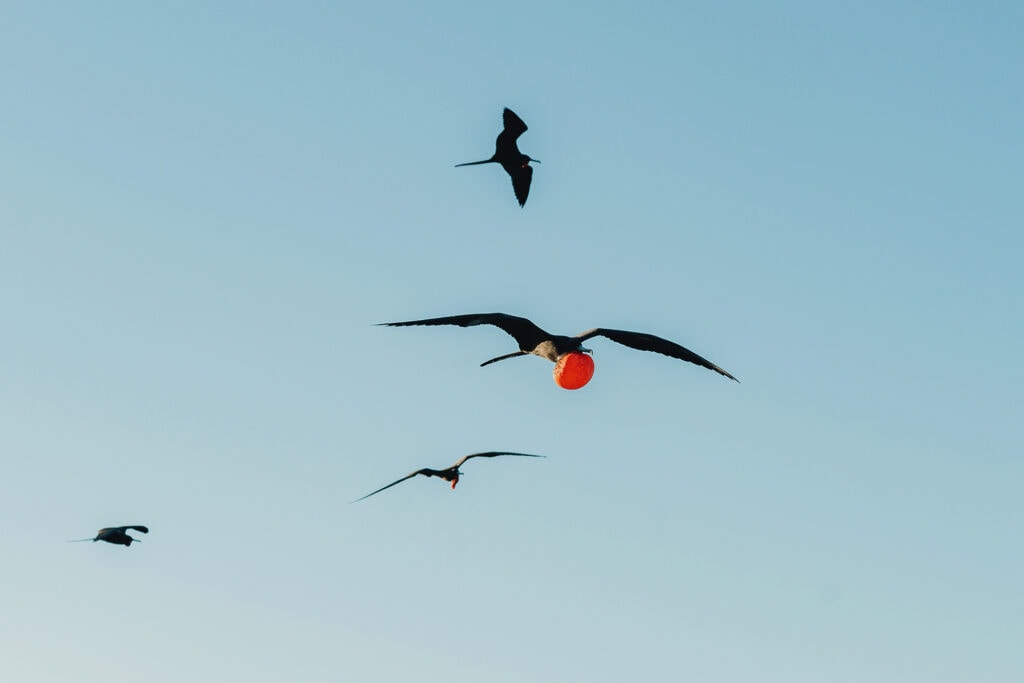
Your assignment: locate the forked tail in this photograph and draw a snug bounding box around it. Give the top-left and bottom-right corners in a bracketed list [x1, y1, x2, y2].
[480, 351, 529, 367]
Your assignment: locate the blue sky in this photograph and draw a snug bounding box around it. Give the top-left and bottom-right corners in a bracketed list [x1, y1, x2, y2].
[2, 2, 1022, 681]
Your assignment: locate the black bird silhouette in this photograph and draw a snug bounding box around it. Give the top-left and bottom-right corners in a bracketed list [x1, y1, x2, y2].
[69, 525, 149, 546]
[456, 108, 539, 207]
[353, 451, 545, 502]
[381, 312, 738, 382]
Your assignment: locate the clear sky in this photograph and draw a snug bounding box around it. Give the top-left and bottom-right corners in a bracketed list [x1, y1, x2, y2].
[2, 2, 1022, 681]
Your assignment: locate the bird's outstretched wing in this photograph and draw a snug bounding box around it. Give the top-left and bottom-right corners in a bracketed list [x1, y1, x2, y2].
[578, 328, 739, 382]
[352, 469, 433, 503]
[502, 108, 528, 139]
[119, 525, 149, 534]
[495, 109, 528, 159]
[451, 451, 546, 468]
[380, 313, 551, 351]
[509, 164, 533, 207]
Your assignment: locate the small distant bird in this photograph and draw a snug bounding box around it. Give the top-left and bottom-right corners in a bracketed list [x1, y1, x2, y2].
[380, 312, 738, 381]
[69, 525, 149, 547]
[353, 451, 544, 502]
[456, 108, 540, 207]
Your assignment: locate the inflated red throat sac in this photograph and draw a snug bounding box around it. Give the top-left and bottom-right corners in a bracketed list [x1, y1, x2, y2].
[553, 352, 595, 390]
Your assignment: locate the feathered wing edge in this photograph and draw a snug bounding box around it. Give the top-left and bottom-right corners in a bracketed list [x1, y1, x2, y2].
[351, 470, 430, 503]
[580, 328, 739, 382]
[453, 451, 546, 467]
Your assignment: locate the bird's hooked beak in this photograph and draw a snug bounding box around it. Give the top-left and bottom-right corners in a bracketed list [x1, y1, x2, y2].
[579, 346, 593, 354]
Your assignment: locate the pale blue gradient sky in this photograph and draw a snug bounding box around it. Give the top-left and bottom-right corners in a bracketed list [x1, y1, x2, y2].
[2, 2, 1022, 682]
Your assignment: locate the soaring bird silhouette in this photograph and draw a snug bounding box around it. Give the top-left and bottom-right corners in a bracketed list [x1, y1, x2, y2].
[456, 108, 539, 207]
[353, 451, 544, 502]
[69, 525, 149, 546]
[381, 312, 738, 382]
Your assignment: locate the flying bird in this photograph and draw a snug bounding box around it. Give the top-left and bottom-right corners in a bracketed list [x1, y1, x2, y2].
[456, 108, 540, 206]
[353, 451, 545, 502]
[69, 525, 149, 546]
[380, 312, 738, 382]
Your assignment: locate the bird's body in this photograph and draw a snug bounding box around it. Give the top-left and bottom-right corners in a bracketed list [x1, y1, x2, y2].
[353, 451, 544, 502]
[70, 525, 149, 546]
[381, 312, 738, 382]
[456, 108, 539, 206]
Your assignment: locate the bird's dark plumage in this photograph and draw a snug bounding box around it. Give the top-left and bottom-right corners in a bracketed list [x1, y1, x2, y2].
[455, 108, 539, 207]
[499, 108, 528, 141]
[508, 163, 533, 207]
[353, 451, 545, 502]
[70, 525, 149, 546]
[380, 312, 738, 381]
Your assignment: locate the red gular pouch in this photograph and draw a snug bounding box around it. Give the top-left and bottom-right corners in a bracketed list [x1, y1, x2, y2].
[553, 352, 595, 390]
